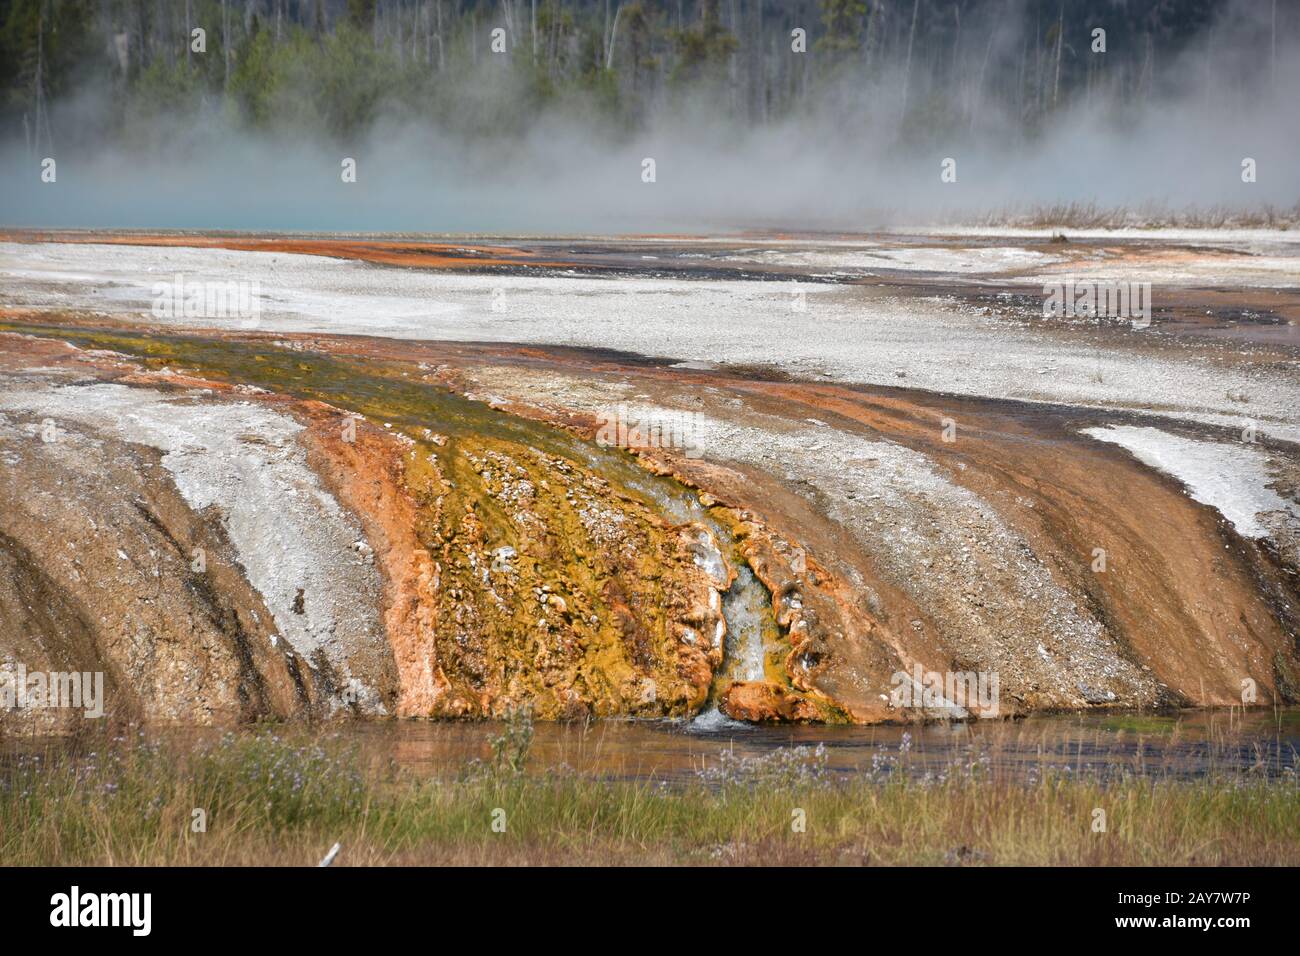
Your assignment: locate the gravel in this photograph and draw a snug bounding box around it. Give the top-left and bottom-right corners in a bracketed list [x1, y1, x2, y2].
[3, 238, 1298, 442]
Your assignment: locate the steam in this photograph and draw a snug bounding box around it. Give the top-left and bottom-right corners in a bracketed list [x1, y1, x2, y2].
[2, 0, 1296, 233]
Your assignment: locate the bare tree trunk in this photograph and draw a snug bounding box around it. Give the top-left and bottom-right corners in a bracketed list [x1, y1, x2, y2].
[222, 0, 230, 89]
[900, 0, 920, 125]
[1033, 5, 1041, 114]
[35, 4, 47, 153]
[606, 4, 622, 71]
[952, 2, 961, 85]
[1017, 31, 1027, 134]
[863, 1, 874, 78]
[1052, 0, 1063, 108]
[971, 26, 994, 133]
[1085, 45, 1091, 108]
[1140, 31, 1152, 99]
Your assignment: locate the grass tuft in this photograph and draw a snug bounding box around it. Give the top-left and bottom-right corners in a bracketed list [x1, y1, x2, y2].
[2, 725, 1297, 866]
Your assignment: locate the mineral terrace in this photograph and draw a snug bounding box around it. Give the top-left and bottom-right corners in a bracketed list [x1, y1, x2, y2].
[1, 230, 1297, 730]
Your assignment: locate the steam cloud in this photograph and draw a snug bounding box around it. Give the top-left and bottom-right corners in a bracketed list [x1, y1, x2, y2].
[2, 0, 1296, 233]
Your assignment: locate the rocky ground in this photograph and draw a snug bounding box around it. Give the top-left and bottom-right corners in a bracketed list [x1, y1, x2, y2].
[0, 327, 731, 730]
[0, 230, 1297, 728]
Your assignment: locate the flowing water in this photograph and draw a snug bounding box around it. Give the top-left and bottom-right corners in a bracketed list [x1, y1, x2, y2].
[8, 324, 1294, 773]
[2, 322, 783, 703]
[8, 710, 1295, 785]
[338, 709, 1300, 782]
[720, 565, 773, 684]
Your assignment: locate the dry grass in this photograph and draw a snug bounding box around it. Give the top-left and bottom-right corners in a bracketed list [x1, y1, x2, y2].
[962, 201, 1300, 231]
[1, 722, 1296, 867]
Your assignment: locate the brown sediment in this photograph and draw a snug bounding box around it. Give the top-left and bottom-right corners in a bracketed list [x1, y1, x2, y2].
[296, 404, 451, 717]
[721, 681, 823, 722]
[733, 379, 1299, 708]
[0, 372, 319, 732]
[2, 316, 1297, 727]
[745, 522, 893, 720]
[0, 231, 566, 271]
[0, 324, 730, 724]
[388, 434, 727, 720]
[586, 441, 947, 723]
[423, 344, 1300, 717]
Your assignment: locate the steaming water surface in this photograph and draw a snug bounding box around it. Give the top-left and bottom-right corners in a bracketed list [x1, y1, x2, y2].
[373, 710, 1300, 782]
[7, 711, 1296, 785]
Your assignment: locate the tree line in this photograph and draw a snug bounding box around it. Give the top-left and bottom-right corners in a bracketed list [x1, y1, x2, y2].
[0, 0, 1281, 150]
